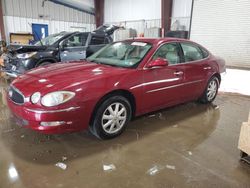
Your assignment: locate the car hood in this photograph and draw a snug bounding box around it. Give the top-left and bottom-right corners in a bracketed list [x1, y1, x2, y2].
[12, 61, 130, 95]
[7, 44, 48, 53]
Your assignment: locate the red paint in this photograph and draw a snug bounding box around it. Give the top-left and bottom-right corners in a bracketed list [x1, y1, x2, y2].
[7, 38, 226, 134]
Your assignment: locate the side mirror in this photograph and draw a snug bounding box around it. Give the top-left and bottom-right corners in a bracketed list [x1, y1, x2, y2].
[146, 58, 169, 68]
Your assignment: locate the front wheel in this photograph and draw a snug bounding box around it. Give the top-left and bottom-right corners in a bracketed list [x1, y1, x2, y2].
[37, 61, 52, 67]
[199, 76, 219, 104]
[90, 96, 132, 139]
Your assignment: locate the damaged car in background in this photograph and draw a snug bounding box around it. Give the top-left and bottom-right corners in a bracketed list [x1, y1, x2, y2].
[0, 25, 120, 77]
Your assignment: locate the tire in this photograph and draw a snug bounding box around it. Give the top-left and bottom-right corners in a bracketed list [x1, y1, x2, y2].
[37, 61, 52, 67]
[199, 76, 219, 104]
[240, 151, 248, 158]
[90, 95, 132, 140]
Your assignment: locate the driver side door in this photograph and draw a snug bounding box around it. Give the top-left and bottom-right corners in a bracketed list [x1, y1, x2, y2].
[142, 43, 185, 112]
[60, 33, 88, 61]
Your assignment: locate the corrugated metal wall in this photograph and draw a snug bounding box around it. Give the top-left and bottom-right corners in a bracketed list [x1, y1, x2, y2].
[190, 0, 250, 68]
[2, 0, 96, 42]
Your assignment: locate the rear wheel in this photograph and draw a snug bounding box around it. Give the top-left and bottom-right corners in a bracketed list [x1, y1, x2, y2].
[89, 96, 132, 139]
[199, 76, 219, 104]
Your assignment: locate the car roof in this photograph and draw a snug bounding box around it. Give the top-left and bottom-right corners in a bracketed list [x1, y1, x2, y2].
[124, 37, 191, 45]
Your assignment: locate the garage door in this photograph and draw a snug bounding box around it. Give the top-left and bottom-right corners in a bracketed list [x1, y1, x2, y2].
[190, 0, 250, 68]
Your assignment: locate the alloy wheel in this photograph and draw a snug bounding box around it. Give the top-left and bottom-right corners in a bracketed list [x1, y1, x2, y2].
[207, 79, 218, 101]
[101, 102, 127, 134]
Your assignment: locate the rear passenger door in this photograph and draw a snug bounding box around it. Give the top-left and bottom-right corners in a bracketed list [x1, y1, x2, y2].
[178, 42, 208, 101]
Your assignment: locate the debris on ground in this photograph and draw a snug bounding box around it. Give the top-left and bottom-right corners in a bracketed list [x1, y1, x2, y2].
[147, 165, 164, 176]
[166, 165, 176, 170]
[103, 164, 116, 172]
[173, 124, 178, 128]
[3, 128, 15, 133]
[62, 156, 67, 162]
[21, 135, 25, 138]
[188, 151, 193, 156]
[214, 105, 220, 110]
[158, 113, 166, 120]
[135, 132, 139, 140]
[55, 162, 67, 170]
[148, 114, 156, 118]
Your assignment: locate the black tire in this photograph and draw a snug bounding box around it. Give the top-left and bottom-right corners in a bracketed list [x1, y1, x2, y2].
[89, 95, 132, 140]
[199, 76, 219, 104]
[37, 61, 52, 67]
[240, 151, 248, 158]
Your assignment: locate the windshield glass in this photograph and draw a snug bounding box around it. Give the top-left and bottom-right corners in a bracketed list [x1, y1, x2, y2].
[35, 32, 67, 46]
[87, 41, 152, 68]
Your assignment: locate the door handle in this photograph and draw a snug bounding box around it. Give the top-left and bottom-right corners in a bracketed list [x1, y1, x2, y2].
[174, 71, 183, 76]
[203, 66, 211, 70]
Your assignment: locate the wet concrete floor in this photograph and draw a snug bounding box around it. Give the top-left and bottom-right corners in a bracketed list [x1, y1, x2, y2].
[0, 78, 250, 188]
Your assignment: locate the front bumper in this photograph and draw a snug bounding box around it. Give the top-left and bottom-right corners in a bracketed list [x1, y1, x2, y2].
[1, 55, 29, 77]
[7, 97, 88, 134]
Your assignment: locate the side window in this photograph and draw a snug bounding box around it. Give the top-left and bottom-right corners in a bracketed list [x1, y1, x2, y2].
[153, 43, 180, 65]
[181, 43, 204, 62]
[199, 46, 209, 58]
[90, 36, 105, 45]
[64, 34, 86, 47]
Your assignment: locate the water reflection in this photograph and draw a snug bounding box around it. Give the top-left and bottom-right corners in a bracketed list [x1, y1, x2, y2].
[8, 163, 19, 182]
[0, 78, 12, 131]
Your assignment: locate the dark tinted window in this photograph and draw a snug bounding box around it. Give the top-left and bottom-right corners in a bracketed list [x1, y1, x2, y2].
[181, 43, 204, 62]
[64, 33, 87, 47]
[153, 43, 181, 65]
[90, 36, 105, 45]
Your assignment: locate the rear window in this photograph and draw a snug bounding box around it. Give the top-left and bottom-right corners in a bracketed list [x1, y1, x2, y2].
[199, 46, 209, 58]
[180, 43, 204, 62]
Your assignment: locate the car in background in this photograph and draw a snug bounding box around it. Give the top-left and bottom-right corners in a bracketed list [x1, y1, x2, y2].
[6, 38, 226, 139]
[1, 25, 120, 77]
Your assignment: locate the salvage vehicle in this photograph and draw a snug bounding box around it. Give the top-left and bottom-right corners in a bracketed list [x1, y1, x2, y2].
[1, 25, 119, 77]
[6, 38, 226, 139]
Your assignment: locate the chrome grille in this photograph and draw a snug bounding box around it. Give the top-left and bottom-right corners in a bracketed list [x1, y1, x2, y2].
[8, 86, 25, 105]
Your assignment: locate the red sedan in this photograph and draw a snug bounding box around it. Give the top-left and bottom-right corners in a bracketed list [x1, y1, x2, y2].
[7, 38, 226, 139]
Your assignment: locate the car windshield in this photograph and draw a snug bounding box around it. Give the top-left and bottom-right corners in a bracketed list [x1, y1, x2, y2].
[87, 41, 152, 68]
[35, 32, 67, 46]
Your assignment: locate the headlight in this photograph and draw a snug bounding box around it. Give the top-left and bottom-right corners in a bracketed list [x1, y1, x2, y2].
[16, 52, 37, 59]
[41, 91, 75, 107]
[30, 92, 41, 104]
